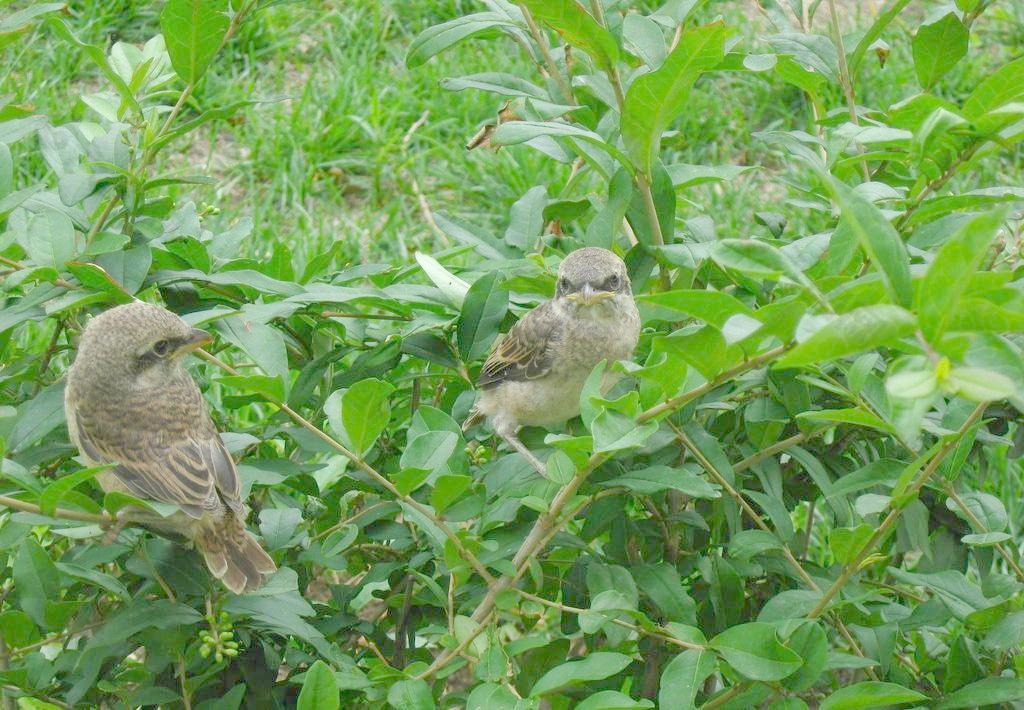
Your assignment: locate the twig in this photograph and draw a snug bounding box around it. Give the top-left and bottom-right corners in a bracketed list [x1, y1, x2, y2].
[944, 481, 1024, 584]
[313, 501, 392, 542]
[0, 494, 110, 525]
[673, 424, 878, 678]
[0, 255, 76, 290]
[195, 349, 495, 585]
[639, 345, 790, 423]
[895, 142, 982, 230]
[518, 5, 575, 105]
[826, 0, 871, 182]
[514, 588, 705, 650]
[807, 402, 987, 619]
[178, 654, 192, 710]
[415, 612, 494, 680]
[320, 311, 411, 321]
[701, 681, 750, 710]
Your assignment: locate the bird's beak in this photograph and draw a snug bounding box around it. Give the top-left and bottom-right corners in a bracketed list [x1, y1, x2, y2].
[568, 283, 615, 306]
[177, 328, 213, 355]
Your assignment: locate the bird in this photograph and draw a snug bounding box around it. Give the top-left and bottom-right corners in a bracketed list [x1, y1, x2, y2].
[65, 301, 276, 594]
[464, 247, 640, 474]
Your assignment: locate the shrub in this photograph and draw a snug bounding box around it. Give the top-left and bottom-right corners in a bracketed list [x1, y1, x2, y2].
[1, 0, 1024, 707]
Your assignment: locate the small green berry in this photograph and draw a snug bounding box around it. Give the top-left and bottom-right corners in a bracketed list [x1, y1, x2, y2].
[199, 645, 210, 658]
[215, 651, 223, 663]
[223, 648, 238, 657]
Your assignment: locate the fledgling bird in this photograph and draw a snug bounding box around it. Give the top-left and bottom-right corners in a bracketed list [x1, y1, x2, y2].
[65, 301, 276, 594]
[464, 247, 640, 473]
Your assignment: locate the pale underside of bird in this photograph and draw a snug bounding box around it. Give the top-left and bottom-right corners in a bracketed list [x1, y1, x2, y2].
[465, 247, 641, 473]
[65, 301, 276, 594]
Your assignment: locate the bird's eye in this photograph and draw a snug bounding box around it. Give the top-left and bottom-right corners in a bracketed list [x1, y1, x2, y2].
[606, 274, 620, 290]
[152, 340, 171, 357]
[559, 277, 570, 292]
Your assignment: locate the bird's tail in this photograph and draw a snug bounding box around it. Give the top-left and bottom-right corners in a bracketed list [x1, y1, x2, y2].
[194, 515, 277, 594]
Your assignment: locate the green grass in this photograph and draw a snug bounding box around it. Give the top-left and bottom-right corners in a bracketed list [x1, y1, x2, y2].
[2, 0, 1021, 264]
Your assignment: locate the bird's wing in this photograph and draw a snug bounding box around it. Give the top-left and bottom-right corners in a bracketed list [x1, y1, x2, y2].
[477, 300, 561, 388]
[70, 406, 241, 519]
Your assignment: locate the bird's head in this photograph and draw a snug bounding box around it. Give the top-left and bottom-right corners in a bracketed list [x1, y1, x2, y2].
[73, 301, 211, 386]
[554, 247, 632, 318]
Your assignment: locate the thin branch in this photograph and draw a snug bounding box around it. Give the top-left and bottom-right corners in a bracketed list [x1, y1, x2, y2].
[518, 5, 576, 105]
[895, 141, 982, 230]
[0, 494, 110, 525]
[195, 349, 495, 586]
[514, 588, 705, 650]
[944, 481, 1024, 584]
[826, 0, 871, 182]
[807, 402, 987, 619]
[673, 424, 878, 678]
[639, 345, 790, 423]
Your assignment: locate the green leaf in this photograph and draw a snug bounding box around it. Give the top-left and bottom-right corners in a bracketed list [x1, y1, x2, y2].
[600, 465, 720, 498]
[258, 508, 303, 551]
[296, 660, 339, 710]
[531, 652, 633, 697]
[160, 0, 230, 84]
[819, 681, 926, 710]
[465, 684, 520, 710]
[637, 289, 756, 328]
[431, 474, 472, 513]
[963, 56, 1024, 120]
[39, 465, 108, 516]
[578, 690, 653, 710]
[729, 529, 784, 560]
[658, 648, 714, 710]
[709, 622, 803, 681]
[458, 271, 509, 362]
[635, 563, 697, 624]
[777, 305, 917, 369]
[26, 207, 75, 270]
[912, 12, 968, 89]
[946, 491, 1008, 533]
[8, 381, 65, 453]
[591, 410, 658, 453]
[519, 0, 619, 72]
[325, 378, 395, 456]
[216, 374, 285, 403]
[829, 524, 874, 565]
[406, 13, 514, 69]
[826, 178, 912, 307]
[387, 679, 435, 710]
[491, 120, 633, 172]
[14, 538, 60, 626]
[917, 210, 1004, 343]
[945, 366, 1017, 402]
[935, 678, 1024, 710]
[215, 316, 289, 388]
[621, 22, 727, 176]
[796, 408, 892, 432]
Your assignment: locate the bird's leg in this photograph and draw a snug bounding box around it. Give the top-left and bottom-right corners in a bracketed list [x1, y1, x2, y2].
[102, 510, 130, 545]
[497, 427, 546, 475]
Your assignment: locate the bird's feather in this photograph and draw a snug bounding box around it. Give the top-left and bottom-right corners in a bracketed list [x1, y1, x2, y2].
[477, 300, 561, 388]
[69, 403, 243, 519]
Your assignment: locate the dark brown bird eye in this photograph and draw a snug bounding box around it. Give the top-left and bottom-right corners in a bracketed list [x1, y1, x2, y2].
[152, 340, 170, 357]
[559, 278, 569, 292]
[607, 275, 620, 290]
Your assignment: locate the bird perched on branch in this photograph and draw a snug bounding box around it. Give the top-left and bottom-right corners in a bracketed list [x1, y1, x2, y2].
[65, 301, 276, 594]
[464, 247, 640, 473]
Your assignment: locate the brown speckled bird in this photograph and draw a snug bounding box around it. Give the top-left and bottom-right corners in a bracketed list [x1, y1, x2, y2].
[65, 301, 276, 593]
[464, 247, 640, 473]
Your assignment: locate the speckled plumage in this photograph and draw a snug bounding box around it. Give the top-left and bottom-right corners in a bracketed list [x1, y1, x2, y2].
[65, 301, 275, 594]
[467, 247, 640, 472]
